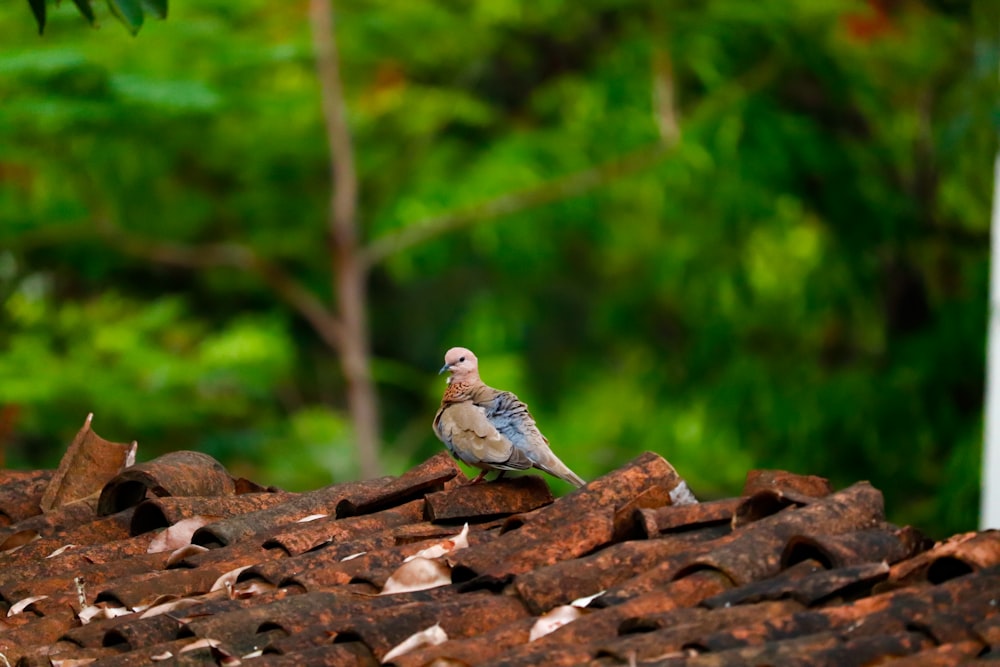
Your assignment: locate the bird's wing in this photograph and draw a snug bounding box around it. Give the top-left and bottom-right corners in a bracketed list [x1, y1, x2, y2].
[436, 402, 531, 469]
[477, 389, 586, 487]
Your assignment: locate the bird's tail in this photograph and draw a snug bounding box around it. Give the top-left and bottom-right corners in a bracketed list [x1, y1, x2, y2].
[536, 452, 586, 488]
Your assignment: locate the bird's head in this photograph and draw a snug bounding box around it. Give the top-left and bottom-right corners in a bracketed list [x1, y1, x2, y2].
[440, 347, 479, 384]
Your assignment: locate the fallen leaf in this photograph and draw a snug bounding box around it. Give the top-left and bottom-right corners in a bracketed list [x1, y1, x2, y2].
[529, 605, 584, 641]
[381, 557, 452, 595]
[147, 516, 216, 554]
[211, 565, 252, 592]
[166, 543, 209, 567]
[46, 544, 78, 558]
[405, 523, 469, 562]
[78, 603, 132, 624]
[571, 590, 605, 608]
[382, 622, 448, 662]
[7, 595, 48, 617]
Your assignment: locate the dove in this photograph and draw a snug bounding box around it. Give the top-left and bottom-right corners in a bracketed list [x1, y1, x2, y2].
[433, 347, 586, 487]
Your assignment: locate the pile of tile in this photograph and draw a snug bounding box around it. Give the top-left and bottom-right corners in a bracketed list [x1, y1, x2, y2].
[0, 416, 997, 666]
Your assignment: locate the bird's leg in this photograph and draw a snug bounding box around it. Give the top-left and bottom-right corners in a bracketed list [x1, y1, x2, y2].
[494, 471, 506, 482]
[468, 470, 490, 485]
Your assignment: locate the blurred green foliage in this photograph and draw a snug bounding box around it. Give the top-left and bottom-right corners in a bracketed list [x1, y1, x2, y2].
[0, 0, 997, 536]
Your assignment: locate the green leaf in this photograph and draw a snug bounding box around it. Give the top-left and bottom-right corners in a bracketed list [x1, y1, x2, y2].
[70, 0, 96, 25]
[139, 0, 166, 19]
[106, 0, 143, 34]
[27, 0, 46, 35]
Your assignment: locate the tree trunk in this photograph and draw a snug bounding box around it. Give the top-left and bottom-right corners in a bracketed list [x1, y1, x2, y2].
[309, 0, 381, 479]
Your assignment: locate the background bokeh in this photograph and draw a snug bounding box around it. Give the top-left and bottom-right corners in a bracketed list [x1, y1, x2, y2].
[1, 0, 997, 537]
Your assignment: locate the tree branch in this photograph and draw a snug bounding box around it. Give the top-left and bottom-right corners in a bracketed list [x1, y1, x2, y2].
[362, 58, 779, 268]
[361, 144, 669, 268]
[94, 220, 346, 351]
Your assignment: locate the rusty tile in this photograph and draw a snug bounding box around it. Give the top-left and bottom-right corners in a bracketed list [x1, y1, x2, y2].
[95, 562, 234, 610]
[450, 508, 615, 586]
[514, 531, 731, 614]
[190, 470, 439, 548]
[692, 567, 1000, 653]
[99, 612, 186, 651]
[98, 450, 236, 516]
[0, 608, 76, 663]
[886, 530, 1000, 587]
[0, 447, 995, 667]
[742, 469, 834, 498]
[255, 642, 378, 666]
[0, 551, 168, 602]
[424, 476, 553, 523]
[385, 616, 537, 667]
[671, 482, 886, 587]
[0, 507, 137, 566]
[0, 496, 101, 554]
[0, 469, 51, 526]
[276, 524, 495, 592]
[70, 636, 214, 667]
[782, 524, 928, 569]
[261, 498, 426, 556]
[334, 452, 462, 517]
[606, 599, 805, 662]
[712, 560, 890, 609]
[587, 535, 738, 607]
[627, 630, 932, 667]
[975, 613, 1000, 648]
[637, 498, 742, 538]
[334, 592, 528, 662]
[130, 491, 294, 536]
[878, 640, 986, 667]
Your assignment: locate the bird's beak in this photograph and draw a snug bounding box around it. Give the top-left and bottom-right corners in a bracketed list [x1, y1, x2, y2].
[439, 363, 451, 375]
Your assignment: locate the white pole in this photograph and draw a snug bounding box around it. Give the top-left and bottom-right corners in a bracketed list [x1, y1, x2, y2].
[983, 151, 1000, 530]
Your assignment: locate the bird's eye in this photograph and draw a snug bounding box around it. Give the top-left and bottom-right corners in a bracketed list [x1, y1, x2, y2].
[459, 356, 466, 362]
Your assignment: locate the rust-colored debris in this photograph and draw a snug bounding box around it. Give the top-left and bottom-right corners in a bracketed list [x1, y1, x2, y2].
[0, 436, 994, 667]
[41, 414, 136, 512]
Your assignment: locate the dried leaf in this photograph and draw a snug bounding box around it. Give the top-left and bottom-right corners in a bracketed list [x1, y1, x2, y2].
[382, 623, 448, 662]
[211, 565, 252, 592]
[405, 523, 469, 562]
[147, 516, 215, 554]
[529, 605, 584, 641]
[7, 595, 48, 617]
[140, 596, 204, 619]
[50, 659, 98, 667]
[381, 557, 452, 595]
[570, 590, 605, 608]
[41, 413, 135, 512]
[46, 544, 78, 558]
[179, 638, 221, 653]
[78, 603, 131, 624]
[232, 579, 275, 599]
[166, 543, 210, 566]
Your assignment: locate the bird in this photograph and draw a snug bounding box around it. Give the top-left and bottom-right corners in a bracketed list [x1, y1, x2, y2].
[433, 347, 586, 488]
